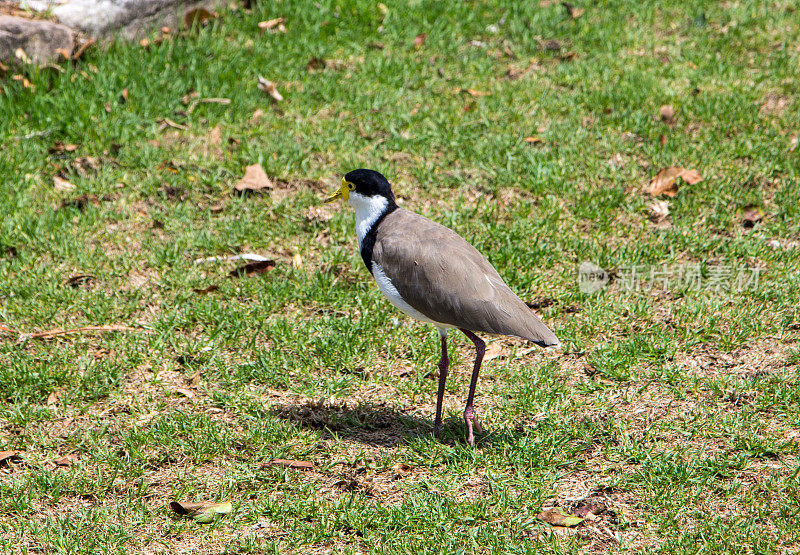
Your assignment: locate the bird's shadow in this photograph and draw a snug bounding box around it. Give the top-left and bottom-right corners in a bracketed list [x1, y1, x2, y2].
[271, 399, 512, 449]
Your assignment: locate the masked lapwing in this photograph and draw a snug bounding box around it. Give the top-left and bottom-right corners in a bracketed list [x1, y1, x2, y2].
[325, 169, 559, 445]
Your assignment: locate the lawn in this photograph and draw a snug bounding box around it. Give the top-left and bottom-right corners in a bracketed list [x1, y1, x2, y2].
[1, 0, 799, 552]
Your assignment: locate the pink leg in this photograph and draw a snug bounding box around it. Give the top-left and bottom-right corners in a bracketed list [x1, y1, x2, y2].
[433, 331, 448, 437]
[460, 329, 485, 446]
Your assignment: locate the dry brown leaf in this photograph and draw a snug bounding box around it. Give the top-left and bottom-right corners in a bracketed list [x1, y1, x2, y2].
[257, 77, 283, 101]
[659, 134, 668, 146]
[49, 141, 79, 153]
[72, 38, 95, 60]
[561, 2, 584, 18]
[208, 124, 222, 146]
[264, 458, 314, 470]
[174, 387, 195, 399]
[193, 284, 219, 295]
[659, 104, 675, 123]
[229, 259, 276, 277]
[645, 167, 702, 197]
[258, 17, 286, 32]
[250, 109, 265, 122]
[648, 200, 670, 223]
[188, 371, 201, 386]
[413, 33, 427, 47]
[183, 7, 216, 28]
[538, 507, 584, 527]
[392, 462, 412, 476]
[483, 342, 503, 361]
[523, 136, 543, 144]
[0, 450, 21, 467]
[52, 453, 80, 467]
[234, 163, 273, 193]
[741, 206, 764, 228]
[170, 500, 232, 523]
[74, 156, 101, 175]
[47, 391, 60, 405]
[64, 274, 95, 287]
[53, 176, 76, 192]
[465, 88, 490, 97]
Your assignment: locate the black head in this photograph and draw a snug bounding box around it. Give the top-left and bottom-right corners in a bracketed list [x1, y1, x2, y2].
[344, 169, 396, 202]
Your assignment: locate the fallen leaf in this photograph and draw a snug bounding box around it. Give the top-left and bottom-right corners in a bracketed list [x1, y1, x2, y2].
[659, 104, 675, 123]
[72, 38, 95, 60]
[250, 109, 265, 122]
[523, 136, 543, 144]
[14, 47, 32, 64]
[258, 17, 286, 32]
[49, 141, 79, 153]
[234, 163, 273, 193]
[263, 459, 314, 470]
[741, 206, 763, 228]
[573, 501, 607, 518]
[483, 342, 503, 361]
[648, 200, 670, 223]
[0, 451, 22, 467]
[561, 2, 584, 18]
[257, 77, 283, 101]
[52, 453, 80, 467]
[47, 390, 60, 405]
[659, 134, 668, 146]
[193, 284, 219, 295]
[188, 370, 201, 386]
[229, 259, 276, 277]
[645, 167, 702, 197]
[183, 7, 216, 28]
[292, 253, 303, 268]
[65, 274, 95, 287]
[139, 37, 150, 48]
[413, 33, 427, 48]
[170, 500, 232, 523]
[53, 176, 76, 191]
[174, 387, 195, 399]
[537, 507, 584, 527]
[73, 156, 101, 175]
[465, 88, 490, 97]
[208, 124, 222, 146]
[392, 462, 412, 476]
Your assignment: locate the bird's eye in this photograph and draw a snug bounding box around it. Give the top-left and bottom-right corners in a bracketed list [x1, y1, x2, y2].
[347, 182, 355, 191]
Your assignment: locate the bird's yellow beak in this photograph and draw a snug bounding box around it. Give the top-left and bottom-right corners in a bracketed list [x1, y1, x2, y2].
[325, 178, 351, 203]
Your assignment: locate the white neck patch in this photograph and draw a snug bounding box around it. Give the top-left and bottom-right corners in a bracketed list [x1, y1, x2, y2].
[349, 192, 389, 247]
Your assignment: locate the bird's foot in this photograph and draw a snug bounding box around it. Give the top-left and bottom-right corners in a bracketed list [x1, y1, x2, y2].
[463, 406, 483, 446]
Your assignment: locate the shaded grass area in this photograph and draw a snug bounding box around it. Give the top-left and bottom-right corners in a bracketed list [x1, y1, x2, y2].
[1, 0, 799, 552]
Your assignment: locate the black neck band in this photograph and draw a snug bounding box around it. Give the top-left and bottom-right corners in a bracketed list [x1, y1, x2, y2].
[360, 203, 397, 274]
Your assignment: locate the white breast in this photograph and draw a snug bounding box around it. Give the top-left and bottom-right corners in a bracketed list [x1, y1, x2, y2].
[371, 262, 454, 329]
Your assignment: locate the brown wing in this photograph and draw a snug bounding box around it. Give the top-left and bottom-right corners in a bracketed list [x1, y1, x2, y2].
[371, 210, 558, 347]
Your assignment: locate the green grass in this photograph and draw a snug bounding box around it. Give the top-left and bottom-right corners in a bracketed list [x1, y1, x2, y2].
[1, 0, 799, 552]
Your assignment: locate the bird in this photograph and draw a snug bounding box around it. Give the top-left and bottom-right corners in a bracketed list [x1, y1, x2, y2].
[325, 169, 559, 446]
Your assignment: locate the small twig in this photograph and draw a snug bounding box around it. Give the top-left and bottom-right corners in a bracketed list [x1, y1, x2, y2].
[186, 97, 231, 113]
[72, 38, 96, 61]
[159, 118, 188, 130]
[14, 324, 144, 342]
